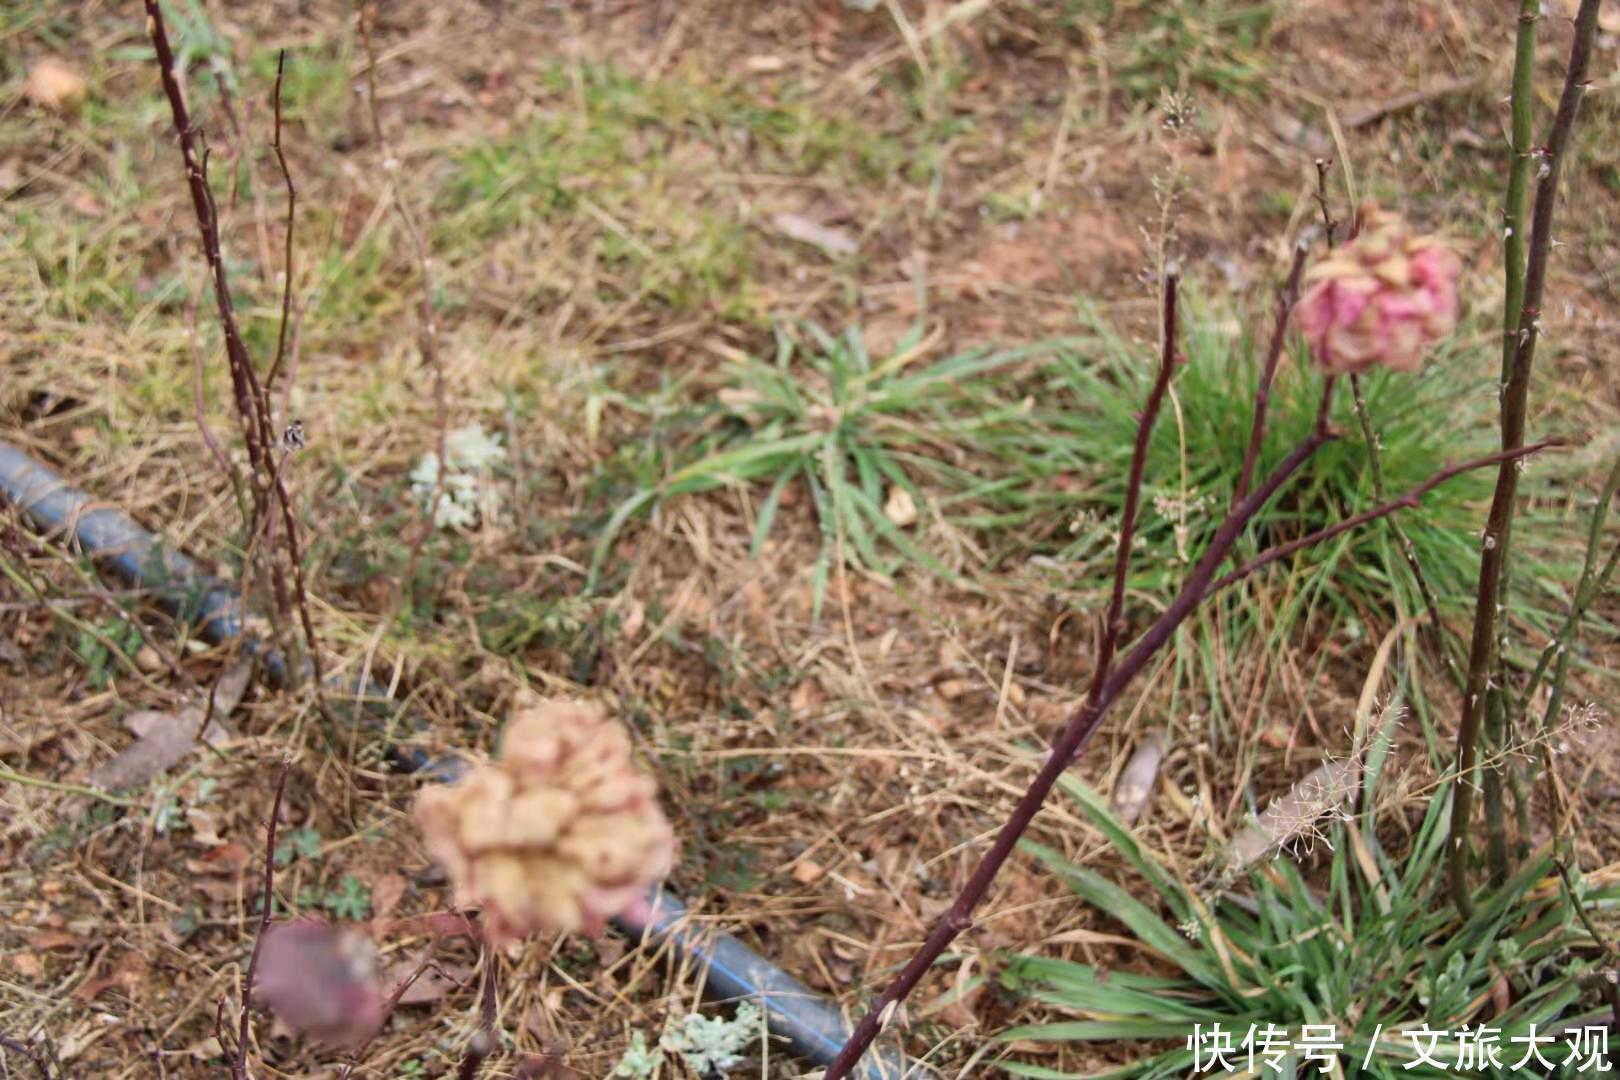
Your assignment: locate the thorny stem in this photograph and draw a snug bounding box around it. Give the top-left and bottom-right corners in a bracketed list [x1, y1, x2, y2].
[234, 761, 291, 1080]
[1448, 0, 1601, 915]
[145, 5, 326, 690]
[822, 285, 1338, 1079]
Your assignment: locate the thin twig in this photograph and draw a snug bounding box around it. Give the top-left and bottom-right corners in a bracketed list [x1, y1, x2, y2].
[1209, 439, 1566, 593]
[233, 760, 292, 1080]
[1520, 454, 1620, 727]
[456, 947, 501, 1080]
[264, 52, 298, 397]
[1314, 157, 1457, 674]
[338, 952, 444, 1079]
[0, 1035, 52, 1080]
[1093, 271, 1180, 691]
[1449, 0, 1601, 914]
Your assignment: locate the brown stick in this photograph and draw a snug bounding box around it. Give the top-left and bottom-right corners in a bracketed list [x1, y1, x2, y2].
[337, 952, 444, 1079]
[233, 761, 292, 1080]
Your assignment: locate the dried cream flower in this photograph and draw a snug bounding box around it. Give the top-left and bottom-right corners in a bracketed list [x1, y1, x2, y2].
[413, 696, 677, 942]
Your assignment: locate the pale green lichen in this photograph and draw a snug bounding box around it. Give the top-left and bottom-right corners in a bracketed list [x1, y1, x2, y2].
[409, 423, 506, 530]
[661, 1002, 760, 1075]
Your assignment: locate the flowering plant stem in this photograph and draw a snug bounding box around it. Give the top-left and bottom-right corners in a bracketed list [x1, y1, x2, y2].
[1447, 0, 1602, 916]
[821, 266, 1552, 1079]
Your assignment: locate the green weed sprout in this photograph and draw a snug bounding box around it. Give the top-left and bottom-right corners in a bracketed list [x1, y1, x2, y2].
[588, 320, 1051, 613]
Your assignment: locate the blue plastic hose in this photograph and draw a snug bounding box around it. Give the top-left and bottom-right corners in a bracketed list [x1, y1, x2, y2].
[0, 438, 911, 1079]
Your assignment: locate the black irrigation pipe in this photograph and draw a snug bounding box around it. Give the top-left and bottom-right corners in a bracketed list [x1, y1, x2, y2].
[0, 438, 911, 1079]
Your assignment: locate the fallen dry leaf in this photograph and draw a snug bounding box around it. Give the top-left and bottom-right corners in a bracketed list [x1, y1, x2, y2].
[769, 212, 857, 259]
[29, 929, 79, 950]
[74, 951, 146, 1003]
[89, 658, 251, 789]
[11, 952, 43, 978]
[368, 872, 408, 926]
[25, 58, 88, 113]
[1109, 730, 1165, 826]
[184, 840, 251, 876]
[384, 955, 469, 1005]
[186, 807, 223, 846]
[792, 858, 826, 885]
[883, 485, 918, 528]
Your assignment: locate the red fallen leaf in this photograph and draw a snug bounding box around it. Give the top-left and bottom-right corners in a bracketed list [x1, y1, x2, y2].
[185, 841, 252, 876]
[193, 878, 240, 904]
[424, 911, 479, 941]
[383, 956, 470, 1005]
[368, 873, 408, 928]
[30, 929, 80, 950]
[75, 952, 146, 1002]
[254, 920, 384, 1051]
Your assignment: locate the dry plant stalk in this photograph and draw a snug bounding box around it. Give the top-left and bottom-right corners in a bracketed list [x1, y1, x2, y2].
[824, 224, 1554, 1077]
[142, 3, 326, 691]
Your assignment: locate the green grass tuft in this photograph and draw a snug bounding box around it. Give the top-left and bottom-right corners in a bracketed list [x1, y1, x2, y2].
[998, 771, 1618, 1078]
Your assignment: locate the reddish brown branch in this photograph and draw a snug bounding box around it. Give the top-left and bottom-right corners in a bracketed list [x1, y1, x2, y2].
[822, 286, 1339, 1080]
[1232, 245, 1308, 506]
[456, 948, 501, 1080]
[1093, 272, 1181, 692]
[1209, 439, 1567, 594]
[264, 51, 298, 397]
[234, 761, 291, 1080]
[337, 952, 444, 1079]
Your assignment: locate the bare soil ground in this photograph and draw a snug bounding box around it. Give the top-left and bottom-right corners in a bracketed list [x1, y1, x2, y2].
[3, 2, 1619, 1077]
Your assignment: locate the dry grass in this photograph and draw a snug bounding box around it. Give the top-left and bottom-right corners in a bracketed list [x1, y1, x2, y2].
[3, 1, 1619, 1077]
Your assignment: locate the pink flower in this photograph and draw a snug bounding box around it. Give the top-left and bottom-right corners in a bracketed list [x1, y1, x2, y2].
[254, 920, 385, 1050]
[413, 696, 678, 943]
[1295, 204, 1461, 376]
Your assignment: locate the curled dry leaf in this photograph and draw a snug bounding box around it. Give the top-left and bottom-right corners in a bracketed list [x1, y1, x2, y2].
[89, 657, 251, 789]
[1109, 730, 1165, 827]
